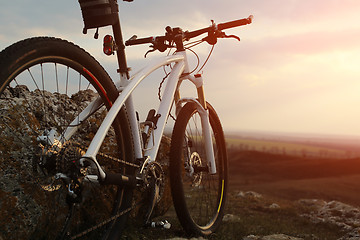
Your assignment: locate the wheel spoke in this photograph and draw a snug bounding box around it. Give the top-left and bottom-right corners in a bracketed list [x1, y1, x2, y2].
[170, 102, 227, 235]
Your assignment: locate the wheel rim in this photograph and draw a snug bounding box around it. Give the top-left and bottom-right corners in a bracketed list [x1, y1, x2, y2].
[181, 109, 224, 229]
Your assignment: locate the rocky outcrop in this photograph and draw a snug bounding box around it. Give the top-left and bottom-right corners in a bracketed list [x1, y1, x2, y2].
[0, 86, 116, 239]
[0, 86, 172, 239]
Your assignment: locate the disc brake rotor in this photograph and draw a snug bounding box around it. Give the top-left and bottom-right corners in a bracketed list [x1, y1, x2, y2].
[189, 152, 203, 187]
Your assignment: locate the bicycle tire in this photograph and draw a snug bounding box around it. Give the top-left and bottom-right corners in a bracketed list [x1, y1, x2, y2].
[169, 101, 228, 236]
[0, 37, 134, 240]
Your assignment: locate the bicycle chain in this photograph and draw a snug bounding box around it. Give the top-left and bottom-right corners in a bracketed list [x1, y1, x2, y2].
[35, 142, 141, 239]
[66, 149, 142, 239]
[97, 152, 140, 168]
[70, 201, 139, 240]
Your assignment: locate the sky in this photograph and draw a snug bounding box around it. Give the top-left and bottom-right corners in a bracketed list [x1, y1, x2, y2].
[1, 0, 360, 137]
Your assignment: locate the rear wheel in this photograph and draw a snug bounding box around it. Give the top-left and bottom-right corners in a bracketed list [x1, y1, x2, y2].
[0, 37, 134, 239]
[170, 101, 228, 236]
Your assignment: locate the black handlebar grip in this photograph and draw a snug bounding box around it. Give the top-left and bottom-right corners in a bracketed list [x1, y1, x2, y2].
[218, 15, 253, 31]
[125, 36, 154, 46]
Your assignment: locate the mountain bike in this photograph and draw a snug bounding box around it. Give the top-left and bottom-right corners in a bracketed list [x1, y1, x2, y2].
[0, 0, 252, 239]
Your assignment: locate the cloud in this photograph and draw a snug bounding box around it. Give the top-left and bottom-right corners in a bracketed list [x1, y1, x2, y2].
[2, 0, 360, 135]
[266, 29, 360, 55]
[0, 0, 81, 47]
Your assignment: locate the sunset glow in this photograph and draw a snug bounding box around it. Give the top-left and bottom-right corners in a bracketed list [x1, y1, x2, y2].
[1, 0, 360, 136]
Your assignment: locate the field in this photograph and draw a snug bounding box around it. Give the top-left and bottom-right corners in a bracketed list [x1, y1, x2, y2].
[226, 133, 360, 159]
[228, 150, 360, 206]
[226, 133, 360, 205]
[122, 133, 360, 239]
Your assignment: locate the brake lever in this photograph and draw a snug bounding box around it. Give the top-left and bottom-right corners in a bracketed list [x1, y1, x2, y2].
[144, 40, 170, 58]
[145, 46, 156, 58]
[219, 32, 240, 41]
[203, 30, 240, 45]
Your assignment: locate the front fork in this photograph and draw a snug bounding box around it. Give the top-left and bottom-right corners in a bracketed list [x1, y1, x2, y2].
[176, 74, 217, 174]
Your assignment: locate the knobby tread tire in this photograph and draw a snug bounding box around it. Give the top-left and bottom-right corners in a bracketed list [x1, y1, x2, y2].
[169, 101, 228, 236]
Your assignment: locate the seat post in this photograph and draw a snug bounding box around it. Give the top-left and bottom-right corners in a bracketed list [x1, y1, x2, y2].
[112, 18, 130, 79]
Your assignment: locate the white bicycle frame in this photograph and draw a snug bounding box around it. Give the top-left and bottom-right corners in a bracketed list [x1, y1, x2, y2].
[62, 49, 216, 182]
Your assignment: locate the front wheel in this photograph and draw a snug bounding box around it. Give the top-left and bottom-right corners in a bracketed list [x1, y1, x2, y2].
[169, 101, 228, 236]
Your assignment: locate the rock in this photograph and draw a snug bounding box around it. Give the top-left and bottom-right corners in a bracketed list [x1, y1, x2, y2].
[262, 234, 303, 240]
[0, 87, 116, 239]
[243, 234, 303, 240]
[237, 191, 263, 199]
[243, 235, 258, 240]
[0, 87, 172, 239]
[166, 238, 206, 240]
[223, 213, 241, 222]
[269, 203, 281, 209]
[337, 227, 360, 240]
[298, 199, 327, 208]
[299, 199, 360, 236]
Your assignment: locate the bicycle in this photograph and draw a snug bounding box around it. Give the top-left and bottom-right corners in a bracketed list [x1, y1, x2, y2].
[0, 0, 252, 239]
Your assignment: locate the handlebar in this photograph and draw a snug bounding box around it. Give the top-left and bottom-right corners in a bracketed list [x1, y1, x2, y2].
[186, 15, 253, 40]
[125, 15, 253, 48]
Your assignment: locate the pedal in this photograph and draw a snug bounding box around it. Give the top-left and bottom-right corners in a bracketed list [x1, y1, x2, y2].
[148, 220, 171, 229]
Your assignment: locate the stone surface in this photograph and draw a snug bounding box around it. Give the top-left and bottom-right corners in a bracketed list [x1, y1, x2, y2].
[237, 191, 263, 200]
[299, 199, 360, 231]
[0, 86, 172, 239]
[269, 203, 281, 209]
[222, 213, 241, 222]
[243, 234, 303, 240]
